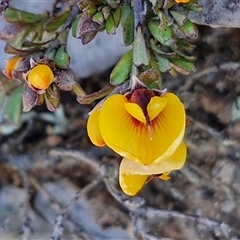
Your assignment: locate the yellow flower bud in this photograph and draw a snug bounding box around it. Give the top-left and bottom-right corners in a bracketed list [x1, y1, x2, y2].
[87, 89, 187, 195]
[27, 64, 54, 90]
[4, 56, 23, 79]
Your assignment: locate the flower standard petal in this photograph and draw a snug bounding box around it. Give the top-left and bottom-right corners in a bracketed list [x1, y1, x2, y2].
[99, 94, 150, 164]
[99, 93, 185, 165]
[87, 103, 106, 147]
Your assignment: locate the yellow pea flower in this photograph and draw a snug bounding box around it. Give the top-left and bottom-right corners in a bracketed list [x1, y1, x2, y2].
[87, 88, 186, 195]
[87, 88, 187, 195]
[3, 56, 23, 79]
[27, 64, 54, 90]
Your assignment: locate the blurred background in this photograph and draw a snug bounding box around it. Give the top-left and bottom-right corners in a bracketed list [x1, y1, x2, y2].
[0, 0, 240, 239]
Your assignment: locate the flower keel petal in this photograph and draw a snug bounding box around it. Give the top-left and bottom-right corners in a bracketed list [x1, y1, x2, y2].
[120, 142, 186, 175]
[119, 160, 148, 196]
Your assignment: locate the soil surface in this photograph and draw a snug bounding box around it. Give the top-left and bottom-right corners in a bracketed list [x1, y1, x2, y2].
[1, 26, 240, 239]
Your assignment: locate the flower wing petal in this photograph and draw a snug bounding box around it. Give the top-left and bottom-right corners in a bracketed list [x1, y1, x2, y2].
[124, 102, 146, 124]
[87, 103, 105, 147]
[99, 93, 185, 165]
[147, 96, 167, 121]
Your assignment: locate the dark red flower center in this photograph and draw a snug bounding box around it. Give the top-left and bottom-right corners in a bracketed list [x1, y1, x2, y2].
[129, 88, 154, 122]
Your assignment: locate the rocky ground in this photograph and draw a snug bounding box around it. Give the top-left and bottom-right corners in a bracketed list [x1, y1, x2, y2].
[1, 25, 240, 239]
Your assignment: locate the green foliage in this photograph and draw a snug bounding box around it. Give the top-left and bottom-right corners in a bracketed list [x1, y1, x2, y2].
[6, 86, 23, 125]
[4, 7, 42, 23]
[55, 46, 70, 68]
[45, 10, 70, 32]
[105, 14, 116, 34]
[148, 21, 175, 47]
[121, 3, 134, 46]
[0, 76, 23, 125]
[110, 50, 133, 85]
[0, 0, 200, 125]
[133, 27, 149, 66]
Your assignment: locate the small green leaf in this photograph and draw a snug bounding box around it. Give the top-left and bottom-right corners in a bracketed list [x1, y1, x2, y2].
[45, 10, 70, 32]
[4, 7, 42, 23]
[85, 5, 97, 16]
[6, 86, 23, 125]
[121, 3, 131, 26]
[92, 12, 104, 25]
[180, 19, 198, 38]
[133, 27, 149, 66]
[105, 14, 116, 34]
[157, 56, 171, 72]
[110, 50, 133, 85]
[112, 7, 121, 28]
[58, 30, 69, 45]
[170, 11, 187, 26]
[55, 46, 70, 68]
[148, 21, 174, 46]
[170, 57, 195, 74]
[72, 15, 81, 38]
[122, 4, 134, 46]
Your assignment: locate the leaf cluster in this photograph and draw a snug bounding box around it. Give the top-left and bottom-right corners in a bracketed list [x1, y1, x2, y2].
[0, 0, 201, 126]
